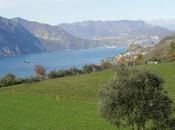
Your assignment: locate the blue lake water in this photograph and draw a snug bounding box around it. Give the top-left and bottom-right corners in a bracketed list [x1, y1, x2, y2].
[0, 48, 125, 77]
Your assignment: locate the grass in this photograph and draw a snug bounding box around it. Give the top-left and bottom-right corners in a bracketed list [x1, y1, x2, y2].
[0, 70, 113, 102]
[148, 62, 175, 100]
[0, 62, 174, 130]
[0, 93, 116, 130]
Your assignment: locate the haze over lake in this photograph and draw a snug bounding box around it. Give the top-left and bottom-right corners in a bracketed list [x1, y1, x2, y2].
[0, 48, 125, 77]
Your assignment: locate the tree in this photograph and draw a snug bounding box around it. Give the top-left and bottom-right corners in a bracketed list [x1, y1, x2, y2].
[83, 64, 93, 73]
[135, 53, 143, 64]
[34, 65, 46, 79]
[0, 73, 18, 87]
[101, 60, 113, 69]
[98, 65, 174, 130]
[48, 70, 58, 79]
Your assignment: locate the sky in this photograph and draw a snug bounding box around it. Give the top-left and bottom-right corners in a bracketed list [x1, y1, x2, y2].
[0, 0, 175, 25]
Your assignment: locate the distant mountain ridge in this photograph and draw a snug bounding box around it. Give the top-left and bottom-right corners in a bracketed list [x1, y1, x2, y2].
[60, 20, 149, 39]
[0, 17, 98, 57]
[0, 17, 44, 57]
[59, 20, 174, 47]
[11, 18, 97, 51]
[0, 17, 174, 57]
[146, 19, 175, 31]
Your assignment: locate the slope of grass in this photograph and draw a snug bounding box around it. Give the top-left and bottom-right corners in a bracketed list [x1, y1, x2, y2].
[0, 70, 113, 102]
[0, 93, 117, 130]
[149, 62, 175, 100]
[0, 62, 174, 130]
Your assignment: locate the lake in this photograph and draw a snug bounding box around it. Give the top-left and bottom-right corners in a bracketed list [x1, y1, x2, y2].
[0, 48, 125, 77]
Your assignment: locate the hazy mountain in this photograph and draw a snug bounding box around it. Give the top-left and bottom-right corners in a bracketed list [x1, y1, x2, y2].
[11, 18, 98, 51]
[59, 20, 174, 47]
[0, 17, 44, 57]
[146, 19, 175, 31]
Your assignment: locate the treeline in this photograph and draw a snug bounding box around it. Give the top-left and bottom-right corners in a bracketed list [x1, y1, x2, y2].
[0, 63, 112, 88]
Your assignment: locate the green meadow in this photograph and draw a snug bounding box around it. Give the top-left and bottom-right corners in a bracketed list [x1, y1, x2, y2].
[0, 62, 175, 130]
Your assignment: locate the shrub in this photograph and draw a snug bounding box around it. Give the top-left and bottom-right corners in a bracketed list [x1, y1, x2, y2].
[0, 73, 19, 87]
[48, 70, 58, 79]
[135, 53, 144, 64]
[69, 67, 82, 75]
[83, 64, 103, 73]
[56, 70, 66, 77]
[83, 64, 93, 73]
[23, 76, 41, 83]
[100, 61, 113, 69]
[93, 64, 102, 71]
[48, 69, 65, 79]
[98, 65, 174, 130]
[48, 67, 82, 79]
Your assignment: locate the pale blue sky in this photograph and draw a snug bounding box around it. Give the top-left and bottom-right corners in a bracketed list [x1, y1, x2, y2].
[0, 0, 174, 25]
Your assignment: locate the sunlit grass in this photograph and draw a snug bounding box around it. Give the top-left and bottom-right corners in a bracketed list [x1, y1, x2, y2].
[0, 62, 174, 130]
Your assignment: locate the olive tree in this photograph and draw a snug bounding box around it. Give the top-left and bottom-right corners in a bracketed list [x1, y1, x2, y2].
[98, 65, 174, 130]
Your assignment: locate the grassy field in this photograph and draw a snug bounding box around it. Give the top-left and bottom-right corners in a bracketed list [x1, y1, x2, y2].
[0, 62, 174, 130]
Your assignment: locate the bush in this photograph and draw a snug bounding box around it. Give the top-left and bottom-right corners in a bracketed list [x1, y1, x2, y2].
[82, 64, 102, 73]
[0, 64, 103, 87]
[48, 70, 58, 79]
[94, 65, 102, 71]
[0, 73, 40, 87]
[56, 70, 66, 77]
[83, 64, 93, 73]
[23, 76, 41, 83]
[48, 67, 82, 79]
[48, 69, 65, 79]
[0, 73, 20, 87]
[98, 65, 174, 130]
[100, 61, 113, 69]
[69, 67, 82, 75]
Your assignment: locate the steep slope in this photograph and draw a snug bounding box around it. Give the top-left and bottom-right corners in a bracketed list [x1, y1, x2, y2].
[0, 17, 44, 57]
[145, 34, 175, 62]
[12, 18, 98, 51]
[59, 20, 174, 47]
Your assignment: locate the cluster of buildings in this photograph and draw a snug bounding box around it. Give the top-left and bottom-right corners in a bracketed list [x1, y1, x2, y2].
[102, 43, 160, 66]
[103, 51, 146, 65]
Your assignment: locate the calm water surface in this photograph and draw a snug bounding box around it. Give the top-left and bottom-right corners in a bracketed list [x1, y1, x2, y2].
[0, 48, 125, 77]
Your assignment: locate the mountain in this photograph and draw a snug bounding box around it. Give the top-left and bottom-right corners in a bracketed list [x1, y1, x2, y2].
[11, 18, 97, 51]
[145, 34, 175, 62]
[0, 17, 98, 57]
[0, 17, 44, 57]
[59, 20, 174, 47]
[146, 19, 175, 31]
[0, 17, 174, 57]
